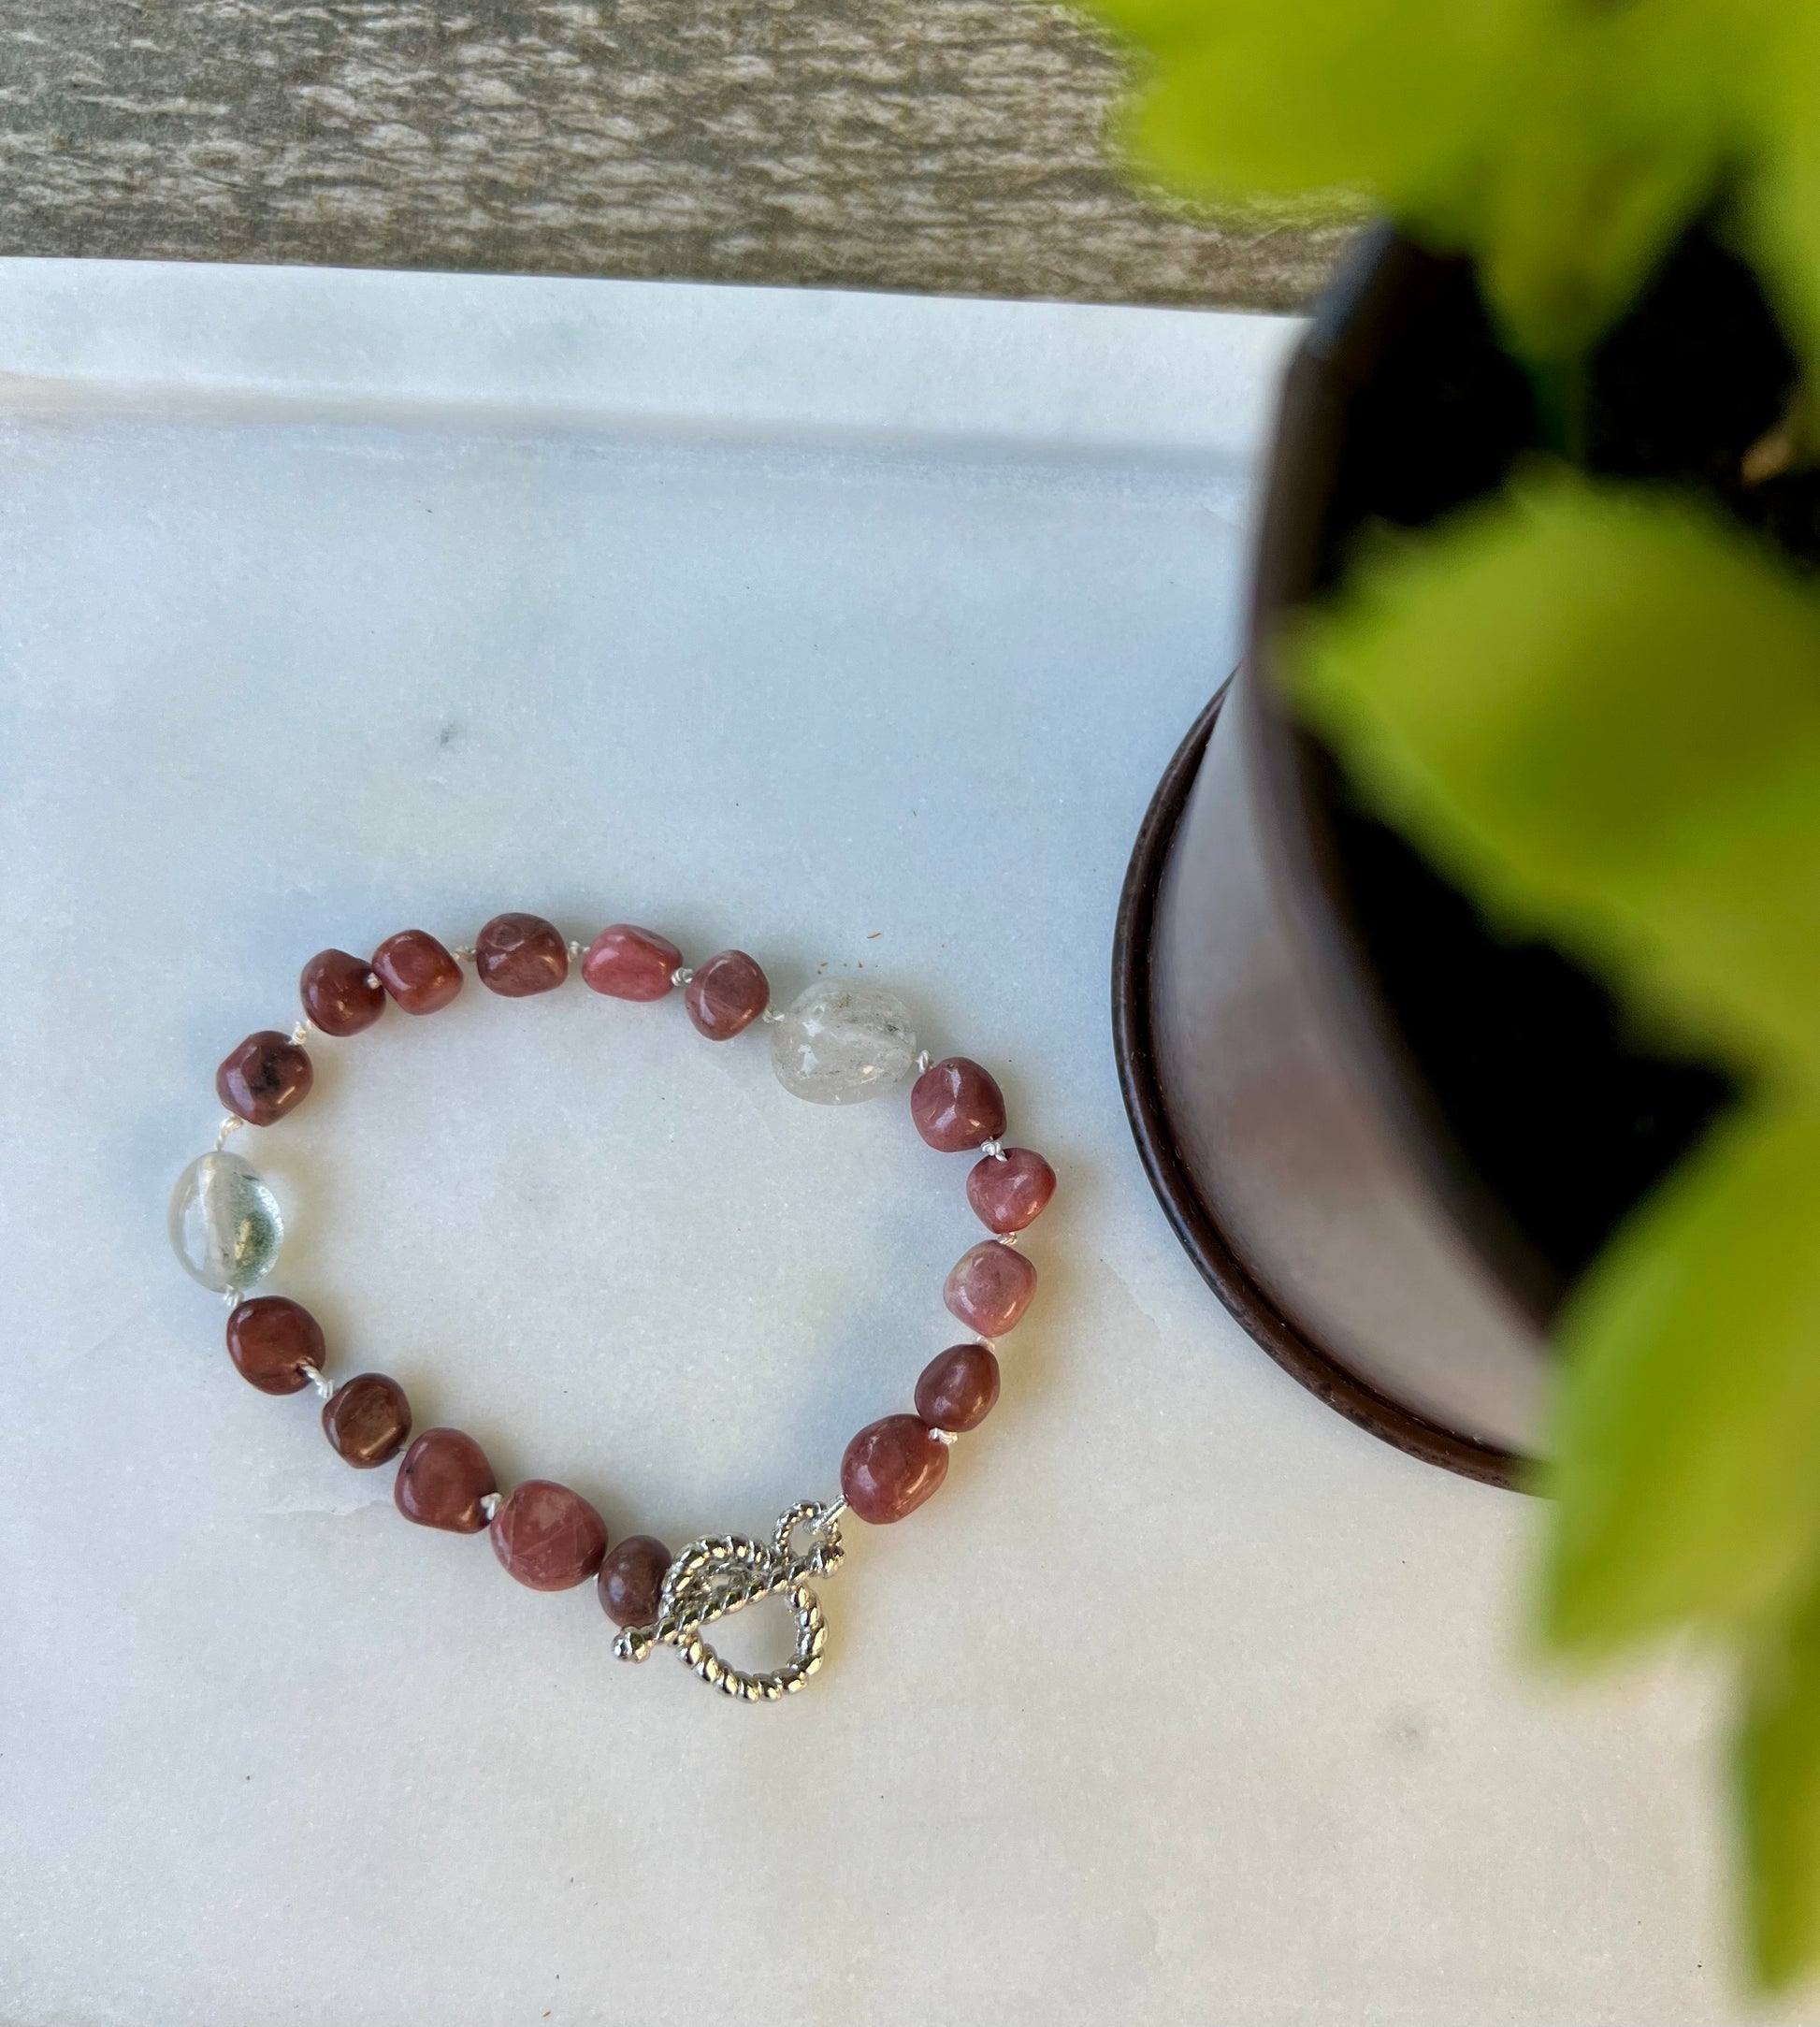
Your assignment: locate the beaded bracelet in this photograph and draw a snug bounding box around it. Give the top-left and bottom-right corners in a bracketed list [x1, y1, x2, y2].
[167, 914, 1055, 1701]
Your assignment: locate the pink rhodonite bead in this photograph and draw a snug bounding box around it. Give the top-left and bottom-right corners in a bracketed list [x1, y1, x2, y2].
[474, 912, 570, 996]
[910, 1057, 1006, 1151]
[216, 1030, 313, 1126]
[394, 1428, 497, 1533]
[966, 1147, 1057, 1234]
[321, 1373, 412, 1468]
[372, 930, 464, 1015]
[582, 924, 684, 1001]
[299, 948, 385, 1036]
[840, 1414, 949, 1524]
[598, 1535, 673, 1628]
[490, 1480, 609, 1590]
[915, 1343, 1001, 1433]
[225, 1296, 325, 1395]
[944, 1240, 1037, 1336]
[685, 949, 770, 1039]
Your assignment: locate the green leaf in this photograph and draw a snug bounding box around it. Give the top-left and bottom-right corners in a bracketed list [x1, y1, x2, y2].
[1076, 0, 1752, 358]
[1287, 475, 1820, 1087]
[1538, 1105, 1820, 1653]
[1102, 0, 1510, 198]
[1460, 22, 1732, 366]
[1742, 3, 1820, 380]
[1739, 1577, 1820, 1988]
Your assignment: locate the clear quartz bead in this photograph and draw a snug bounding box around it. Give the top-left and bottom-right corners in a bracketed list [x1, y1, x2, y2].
[770, 979, 918, 1105]
[166, 1151, 283, 1293]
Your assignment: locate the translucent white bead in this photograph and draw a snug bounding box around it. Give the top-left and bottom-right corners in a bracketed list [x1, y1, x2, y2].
[770, 979, 918, 1105]
[167, 1151, 283, 1293]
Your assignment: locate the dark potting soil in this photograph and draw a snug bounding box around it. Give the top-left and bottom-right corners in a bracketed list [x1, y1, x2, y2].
[1303, 226, 1817, 1292]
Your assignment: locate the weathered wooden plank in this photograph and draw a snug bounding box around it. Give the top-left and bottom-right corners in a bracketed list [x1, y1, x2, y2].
[0, 0, 1349, 307]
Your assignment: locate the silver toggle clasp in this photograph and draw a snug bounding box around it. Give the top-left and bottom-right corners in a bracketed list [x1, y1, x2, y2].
[613, 1500, 846, 1701]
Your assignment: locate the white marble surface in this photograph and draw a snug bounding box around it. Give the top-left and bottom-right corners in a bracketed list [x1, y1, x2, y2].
[0, 261, 1757, 2026]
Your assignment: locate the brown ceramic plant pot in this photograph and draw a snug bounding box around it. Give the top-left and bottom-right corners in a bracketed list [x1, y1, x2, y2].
[1110, 224, 1813, 1485]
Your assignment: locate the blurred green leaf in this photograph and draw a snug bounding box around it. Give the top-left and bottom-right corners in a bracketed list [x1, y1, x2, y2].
[1077, 0, 1749, 358]
[1289, 472, 1820, 1665]
[1278, 447, 1820, 2002]
[1539, 1105, 1820, 1653]
[1740, 1577, 1820, 1988]
[1288, 476, 1820, 1085]
[1743, 4, 1820, 377]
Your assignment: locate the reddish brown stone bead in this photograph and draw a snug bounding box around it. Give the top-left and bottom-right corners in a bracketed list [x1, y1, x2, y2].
[910, 1057, 1007, 1152]
[299, 948, 385, 1037]
[371, 930, 464, 1015]
[225, 1296, 325, 1396]
[216, 1031, 313, 1127]
[490, 1480, 609, 1591]
[841, 1414, 949, 1525]
[966, 1147, 1057, 1234]
[395, 1428, 497, 1532]
[475, 912, 570, 997]
[322, 1373, 412, 1468]
[915, 1343, 1001, 1433]
[944, 1240, 1038, 1336]
[598, 1534, 672, 1627]
[582, 924, 684, 1002]
[685, 949, 770, 1040]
